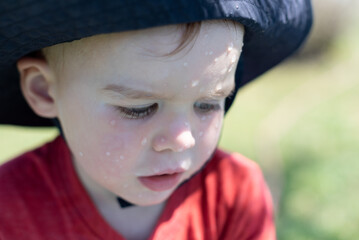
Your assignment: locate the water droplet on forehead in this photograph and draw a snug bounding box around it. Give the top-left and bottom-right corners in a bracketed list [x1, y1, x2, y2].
[236, 4, 239, 9]
[216, 83, 223, 91]
[214, 58, 218, 62]
[183, 62, 188, 67]
[228, 65, 234, 73]
[184, 122, 190, 127]
[106, 152, 111, 156]
[120, 155, 125, 160]
[191, 80, 199, 87]
[141, 138, 148, 146]
[227, 43, 234, 52]
[209, 51, 213, 55]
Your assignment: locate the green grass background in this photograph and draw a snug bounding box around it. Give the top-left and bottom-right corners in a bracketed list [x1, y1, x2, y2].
[1, 22, 359, 239]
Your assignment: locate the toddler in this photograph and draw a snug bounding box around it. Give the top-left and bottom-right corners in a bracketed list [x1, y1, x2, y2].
[0, 1, 312, 239]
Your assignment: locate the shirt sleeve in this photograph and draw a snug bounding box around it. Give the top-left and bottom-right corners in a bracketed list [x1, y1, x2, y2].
[219, 153, 276, 240]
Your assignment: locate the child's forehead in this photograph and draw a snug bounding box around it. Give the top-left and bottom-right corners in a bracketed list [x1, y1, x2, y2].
[47, 20, 244, 97]
[63, 20, 243, 58]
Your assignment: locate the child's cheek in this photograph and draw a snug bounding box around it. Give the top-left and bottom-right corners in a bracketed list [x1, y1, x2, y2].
[195, 112, 224, 167]
[98, 122, 142, 168]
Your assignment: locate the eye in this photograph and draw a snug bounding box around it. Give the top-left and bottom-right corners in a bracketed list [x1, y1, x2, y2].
[116, 103, 158, 119]
[194, 102, 221, 114]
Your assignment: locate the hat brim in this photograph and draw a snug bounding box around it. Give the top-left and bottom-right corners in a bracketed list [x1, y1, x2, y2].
[0, 0, 312, 126]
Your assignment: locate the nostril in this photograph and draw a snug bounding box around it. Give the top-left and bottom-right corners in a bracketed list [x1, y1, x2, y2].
[152, 122, 196, 152]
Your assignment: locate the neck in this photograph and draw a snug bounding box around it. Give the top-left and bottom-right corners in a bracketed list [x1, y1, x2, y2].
[73, 155, 166, 240]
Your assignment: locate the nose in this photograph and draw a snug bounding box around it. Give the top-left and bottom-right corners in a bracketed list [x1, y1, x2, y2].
[152, 119, 196, 152]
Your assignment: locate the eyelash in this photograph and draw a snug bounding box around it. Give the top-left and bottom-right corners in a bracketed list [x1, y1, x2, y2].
[116, 103, 158, 119]
[115, 102, 221, 120]
[193, 102, 221, 114]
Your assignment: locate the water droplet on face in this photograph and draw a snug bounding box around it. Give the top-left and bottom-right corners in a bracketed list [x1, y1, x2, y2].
[191, 80, 199, 87]
[201, 116, 207, 121]
[228, 65, 234, 72]
[79, 152, 84, 157]
[205, 51, 209, 56]
[110, 120, 116, 126]
[184, 122, 190, 127]
[177, 147, 184, 152]
[209, 51, 213, 55]
[215, 122, 220, 129]
[204, 34, 208, 38]
[120, 155, 125, 160]
[227, 42, 234, 52]
[141, 138, 148, 146]
[183, 62, 188, 67]
[180, 160, 191, 170]
[214, 58, 218, 62]
[115, 158, 120, 163]
[160, 137, 165, 143]
[199, 131, 204, 137]
[106, 152, 111, 156]
[231, 55, 237, 63]
[216, 83, 223, 91]
[236, 4, 239, 9]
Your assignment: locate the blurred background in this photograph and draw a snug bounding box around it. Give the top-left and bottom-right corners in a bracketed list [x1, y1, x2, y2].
[1, 1, 359, 239]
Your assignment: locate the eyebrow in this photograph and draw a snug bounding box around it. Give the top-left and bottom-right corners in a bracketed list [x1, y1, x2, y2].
[208, 83, 235, 99]
[102, 84, 168, 100]
[102, 83, 235, 100]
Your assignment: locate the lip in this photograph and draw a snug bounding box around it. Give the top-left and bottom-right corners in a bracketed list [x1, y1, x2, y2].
[138, 172, 184, 192]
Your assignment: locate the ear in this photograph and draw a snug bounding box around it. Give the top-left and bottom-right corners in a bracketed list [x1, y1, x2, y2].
[17, 56, 58, 118]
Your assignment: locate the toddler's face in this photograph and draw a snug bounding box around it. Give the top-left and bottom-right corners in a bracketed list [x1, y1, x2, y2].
[51, 21, 244, 205]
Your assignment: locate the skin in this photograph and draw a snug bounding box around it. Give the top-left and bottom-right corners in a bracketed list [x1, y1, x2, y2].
[18, 21, 244, 239]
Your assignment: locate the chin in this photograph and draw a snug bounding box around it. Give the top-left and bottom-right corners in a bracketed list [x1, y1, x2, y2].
[136, 188, 176, 206]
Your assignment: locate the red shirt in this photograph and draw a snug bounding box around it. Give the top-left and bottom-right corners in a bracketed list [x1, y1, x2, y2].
[0, 136, 275, 239]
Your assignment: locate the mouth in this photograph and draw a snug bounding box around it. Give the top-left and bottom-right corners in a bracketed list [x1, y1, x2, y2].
[138, 172, 184, 192]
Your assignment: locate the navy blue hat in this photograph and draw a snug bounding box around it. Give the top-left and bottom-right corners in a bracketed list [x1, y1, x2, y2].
[0, 0, 312, 126]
